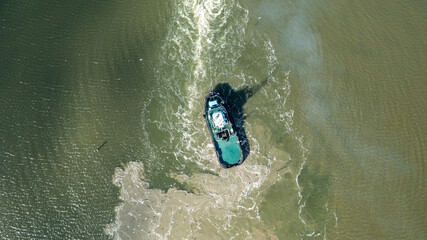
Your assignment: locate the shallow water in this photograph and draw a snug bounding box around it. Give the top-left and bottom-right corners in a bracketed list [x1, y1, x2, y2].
[0, 0, 425, 239]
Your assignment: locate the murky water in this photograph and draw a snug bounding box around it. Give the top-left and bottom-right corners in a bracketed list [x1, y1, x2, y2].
[0, 0, 425, 239]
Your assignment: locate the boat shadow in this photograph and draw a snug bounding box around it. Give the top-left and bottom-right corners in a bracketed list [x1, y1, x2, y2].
[213, 80, 267, 166]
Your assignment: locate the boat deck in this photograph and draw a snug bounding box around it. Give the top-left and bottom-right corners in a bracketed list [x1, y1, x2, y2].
[216, 134, 242, 165]
[205, 92, 243, 168]
[207, 106, 243, 166]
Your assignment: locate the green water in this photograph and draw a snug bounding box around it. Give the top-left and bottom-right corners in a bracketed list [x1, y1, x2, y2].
[0, 0, 425, 239]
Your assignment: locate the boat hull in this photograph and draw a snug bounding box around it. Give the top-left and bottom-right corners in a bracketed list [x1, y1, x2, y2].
[204, 92, 244, 168]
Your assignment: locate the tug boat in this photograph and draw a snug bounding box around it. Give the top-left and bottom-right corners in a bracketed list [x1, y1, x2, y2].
[204, 92, 244, 168]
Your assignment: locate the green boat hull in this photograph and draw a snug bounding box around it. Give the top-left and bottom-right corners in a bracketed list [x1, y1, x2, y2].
[204, 92, 244, 168]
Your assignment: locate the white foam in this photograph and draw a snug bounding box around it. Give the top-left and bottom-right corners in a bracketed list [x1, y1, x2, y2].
[150, 0, 251, 168]
[295, 135, 309, 230]
[106, 0, 312, 238]
[105, 149, 288, 239]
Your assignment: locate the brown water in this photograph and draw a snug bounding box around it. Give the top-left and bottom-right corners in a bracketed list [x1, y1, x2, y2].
[313, 1, 426, 239]
[253, 1, 426, 239]
[0, 0, 425, 239]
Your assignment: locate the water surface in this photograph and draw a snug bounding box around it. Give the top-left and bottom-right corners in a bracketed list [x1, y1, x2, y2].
[0, 0, 425, 239]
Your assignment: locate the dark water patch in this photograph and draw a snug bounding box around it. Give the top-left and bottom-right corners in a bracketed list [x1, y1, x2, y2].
[0, 0, 173, 239]
[298, 166, 331, 230]
[260, 173, 305, 239]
